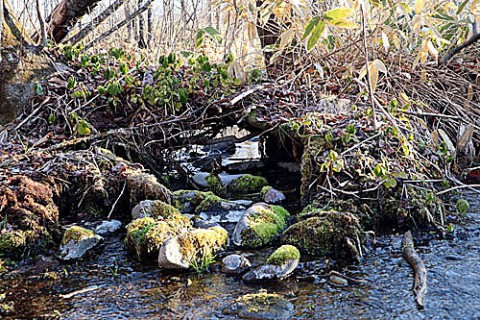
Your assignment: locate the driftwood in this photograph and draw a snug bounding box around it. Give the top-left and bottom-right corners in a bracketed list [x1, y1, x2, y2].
[402, 230, 427, 307]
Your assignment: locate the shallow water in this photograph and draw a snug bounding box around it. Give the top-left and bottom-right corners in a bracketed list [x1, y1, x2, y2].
[1, 191, 480, 320]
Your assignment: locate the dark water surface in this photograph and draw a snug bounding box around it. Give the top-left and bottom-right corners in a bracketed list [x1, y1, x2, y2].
[1, 193, 480, 319]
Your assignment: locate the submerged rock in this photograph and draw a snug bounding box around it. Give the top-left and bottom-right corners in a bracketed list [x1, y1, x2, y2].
[59, 226, 103, 260]
[173, 190, 216, 214]
[233, 203, 290, 248]
[95, 220, 122, 235]
[158, 226, 228, 270]
[281, 209, 364, 260]
[242, 245, 300, 281]
[125, 217, 191, 262]
[223, 290, 295, 320]
[221, 254, 251, 274]
[195, 194, 247, 223]
[261, 186, 286, 204]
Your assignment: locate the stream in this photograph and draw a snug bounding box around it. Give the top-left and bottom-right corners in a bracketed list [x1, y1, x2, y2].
[1, 192, 479, 319]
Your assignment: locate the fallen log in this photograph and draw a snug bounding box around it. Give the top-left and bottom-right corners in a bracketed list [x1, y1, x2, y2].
[402, 230, 427, 307]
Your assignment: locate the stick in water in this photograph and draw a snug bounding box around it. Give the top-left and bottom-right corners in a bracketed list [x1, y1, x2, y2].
[402, 230, 427, 307]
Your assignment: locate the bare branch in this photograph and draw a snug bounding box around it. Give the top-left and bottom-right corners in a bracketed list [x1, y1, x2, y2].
[439, 24, 480, 65]
[36, 0, 47, 47]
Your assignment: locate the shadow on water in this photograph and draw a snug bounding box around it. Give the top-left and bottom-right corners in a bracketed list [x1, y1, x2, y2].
[2, 190, 480, 320]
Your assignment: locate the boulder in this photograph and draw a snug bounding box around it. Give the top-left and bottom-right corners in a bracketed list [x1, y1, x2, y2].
[233, 203, 290, 248]
[158, 226, 228, 270]
[59, 226, 103, 260]
[281, 209, 364, 260]
[125, 217, 191, 262]
[242, 245, 300, 281]
[223, 290, 295, 320]
[195, 194, 247, 223]
[221, 254, 251, 274]
[261, 186, 286, 204]
[95, 220, 122, 235]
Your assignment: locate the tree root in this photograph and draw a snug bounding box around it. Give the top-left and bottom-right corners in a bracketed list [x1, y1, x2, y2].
[402, 230, 427, 307]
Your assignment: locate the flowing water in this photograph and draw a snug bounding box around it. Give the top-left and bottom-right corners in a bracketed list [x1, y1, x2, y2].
[1, 192, 479, 319]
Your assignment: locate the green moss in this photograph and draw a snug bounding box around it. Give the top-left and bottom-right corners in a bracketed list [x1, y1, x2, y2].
[173, 190, 215, 212]
[239, 290, 284, 307]
[267, 245, 300, 265]
[206, 174, 225, 196]
[195, 194, 224, 213]
[260, 186, 272, 197]
[242, 204, 290, 248]
[0, 231, 26, 252]
[61, 226, 95, 246]
[227, 174, 268, 195]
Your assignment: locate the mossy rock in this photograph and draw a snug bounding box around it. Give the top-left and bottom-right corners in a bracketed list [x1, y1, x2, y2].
[281, 209, 364, 260]
[125, 170, 173, 209]
[125, 217, 187, 262]
[158, 226, 228, 270]
[227, 174, 269, 195]
[223, 290, 295, 319]
[267, 245, 300, 266]
[173, 190, 216, 213]
[59, 226, 103, 261]
[194, 194, 225, 213]
[205, 174, 225, 197]
[131, 200, 190, 229]
[233, 203, 290, 248]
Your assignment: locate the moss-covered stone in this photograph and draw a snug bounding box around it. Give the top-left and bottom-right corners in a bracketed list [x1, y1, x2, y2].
[266, 245, 300, 266]
[227, 174, 269, 195]
[233, 203, 290, 248]
[173, 190, 216, 213]
[223, 290, 295, 319]
[205, 174, 225, 196]
[59, 226, 103, 260]
[61, 226, 95, 246]
[158, 226, 228, 270]
[125, 170, 173, 208]
[281, 209, 363, 260]
[194, 194, 225, 213]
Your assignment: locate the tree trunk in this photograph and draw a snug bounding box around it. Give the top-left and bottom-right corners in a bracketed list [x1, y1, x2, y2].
[46, 0, 103, 43]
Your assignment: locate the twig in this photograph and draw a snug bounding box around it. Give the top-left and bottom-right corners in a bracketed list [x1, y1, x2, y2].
[439, 32, 480, 65]
[107, 179, 126, 219]
[402, 231, 427, 307]
[341, 132, 381, 156]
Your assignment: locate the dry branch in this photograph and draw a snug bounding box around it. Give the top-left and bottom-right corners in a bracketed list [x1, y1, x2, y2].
[402, 230, 427, 307]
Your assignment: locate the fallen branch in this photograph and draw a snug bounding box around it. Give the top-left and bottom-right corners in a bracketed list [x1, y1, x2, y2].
[439, 23, 480, 65]
[402, 230, 427, 307]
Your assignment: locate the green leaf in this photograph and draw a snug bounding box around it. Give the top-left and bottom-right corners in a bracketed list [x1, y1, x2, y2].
[98, 86, 106, 95]
[178, 88, 188, 103]
[456, 0, 469, 14]
[384, 177, 397, 189]
[74, 120, 91, 136]
[346, 124, 356, 134]
[456, 199, 469, 215]
[33, 82, 44, 95]
[302, 17, 321, 40]
[48, 114, 56, 124]
[324, 8, 354, 21]
[67, 76, 77, 90]
[307, 20, 326, 50]
[373, 164, 385, 177]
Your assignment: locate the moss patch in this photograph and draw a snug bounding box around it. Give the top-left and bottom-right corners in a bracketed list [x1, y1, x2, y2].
[61, 226, 95, 246]
[267, 245, 300, 265]
[205, 174, 225, 196]
[173, 190, 215, 213]
[194, 194, 224, 213]
[227, 174, 268, 195]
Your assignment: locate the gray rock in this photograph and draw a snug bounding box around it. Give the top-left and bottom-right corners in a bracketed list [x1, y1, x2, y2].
[242, 259, 299, 282]
[196, 197, 247, 223]
[223, 291, 295, 320]
[262, 187, 286, 204]
[95, 220, 122, 235]
[59, 226, 103, 261]
[221, 254, 251, 274]
[131, 200, 155, 220]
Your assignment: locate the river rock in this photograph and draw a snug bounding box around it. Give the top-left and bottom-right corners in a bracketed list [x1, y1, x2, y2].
[173, 190, 216, 214]
[281, 209, 364, 260]
[242, 245, 300, 282]
[221, 254, 252, 274]
[125, 216, 191, 262]
[158, 226, 228, 269]
[233, 203, 290, 248]
[95, 220, 122, 235]
[195, 194, 247, 223]
[226, 174, 269, 195]
[223, 290, 295, 320]
[59, 226, 103, 260]
[131, 199, 185, 221]
[261, 186, 286, 204]
[125, 170, 173, 208]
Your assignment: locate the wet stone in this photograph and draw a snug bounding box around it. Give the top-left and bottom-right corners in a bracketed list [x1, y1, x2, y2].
[221, 254, 251, 274]
[95, 220, 122, 235]
[262, 187, 286, 204]
[59, 226, 103, 261]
